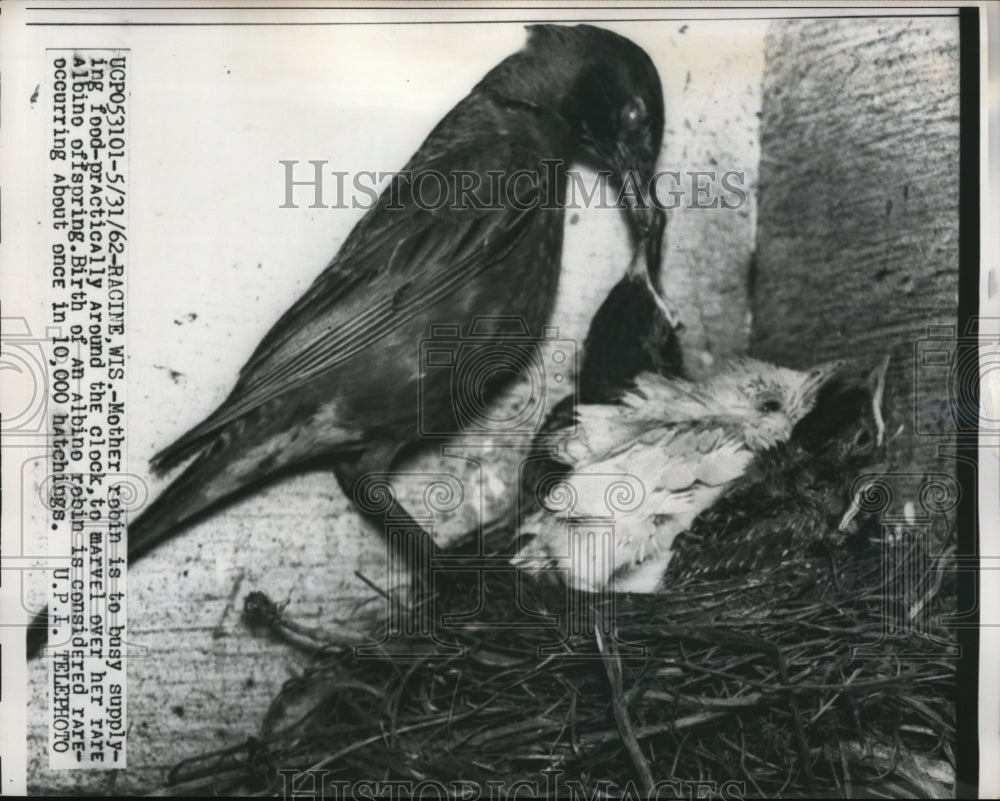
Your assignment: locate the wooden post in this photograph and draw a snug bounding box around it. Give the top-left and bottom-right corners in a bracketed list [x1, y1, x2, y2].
[752, 17, 961, 505]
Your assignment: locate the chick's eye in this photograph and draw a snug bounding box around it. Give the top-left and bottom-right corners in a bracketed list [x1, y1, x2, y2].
[758, 399, 782, 414]
[853, 429, 874, 450]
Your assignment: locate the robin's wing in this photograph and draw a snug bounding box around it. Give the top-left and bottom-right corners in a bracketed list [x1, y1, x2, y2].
[234, 200, 538, 402]
[152, 139, 552, 471]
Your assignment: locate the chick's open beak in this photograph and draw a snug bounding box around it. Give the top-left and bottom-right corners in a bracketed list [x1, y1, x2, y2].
[798, 359, 847, 409]
[867, 354, 891, 447]
[837, 461, 891, 532]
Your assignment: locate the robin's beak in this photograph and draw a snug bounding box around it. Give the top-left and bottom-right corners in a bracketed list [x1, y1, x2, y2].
[623, 190, 680, 329]
[601, 131, 680, 328]
[620, 168, 661, 246]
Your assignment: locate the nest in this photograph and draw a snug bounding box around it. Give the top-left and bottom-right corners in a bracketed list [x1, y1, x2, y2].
[165, 515, 956, 799]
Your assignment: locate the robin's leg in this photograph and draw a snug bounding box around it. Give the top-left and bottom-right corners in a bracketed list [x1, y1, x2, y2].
[334, 442, 442, 646]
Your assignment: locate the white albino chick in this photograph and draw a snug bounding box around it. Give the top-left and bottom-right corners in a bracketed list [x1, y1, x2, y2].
[511, 357, 845, 592]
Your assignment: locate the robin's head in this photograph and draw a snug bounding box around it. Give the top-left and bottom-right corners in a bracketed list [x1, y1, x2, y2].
[516, 25, 668, 280]
[706, 357, 846, 452]
[518, 26, 664, 175]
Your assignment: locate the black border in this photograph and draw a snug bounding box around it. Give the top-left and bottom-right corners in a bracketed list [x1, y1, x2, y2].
[956, 5, 980, 798]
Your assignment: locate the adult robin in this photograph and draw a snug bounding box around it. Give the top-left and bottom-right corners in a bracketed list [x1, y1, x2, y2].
[28, 24, 674, 657]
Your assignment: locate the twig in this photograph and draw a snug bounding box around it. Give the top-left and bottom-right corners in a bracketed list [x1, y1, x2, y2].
[595, 610, 656, 796]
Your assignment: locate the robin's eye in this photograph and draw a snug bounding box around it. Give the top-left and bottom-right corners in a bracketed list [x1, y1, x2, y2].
[853, 429, 873, 450]
[621, 99, 646, 128]
[758, 399, 782, 413]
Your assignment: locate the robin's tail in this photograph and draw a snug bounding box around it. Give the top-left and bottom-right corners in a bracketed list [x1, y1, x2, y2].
[26, 449, 228, 658]
[26, 422, 320, 660]
[121, 443, 241, 561]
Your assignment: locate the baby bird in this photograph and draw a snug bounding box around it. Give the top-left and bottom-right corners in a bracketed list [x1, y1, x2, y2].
[664, 356, 891, 582]
[510, 357, 844, 592]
